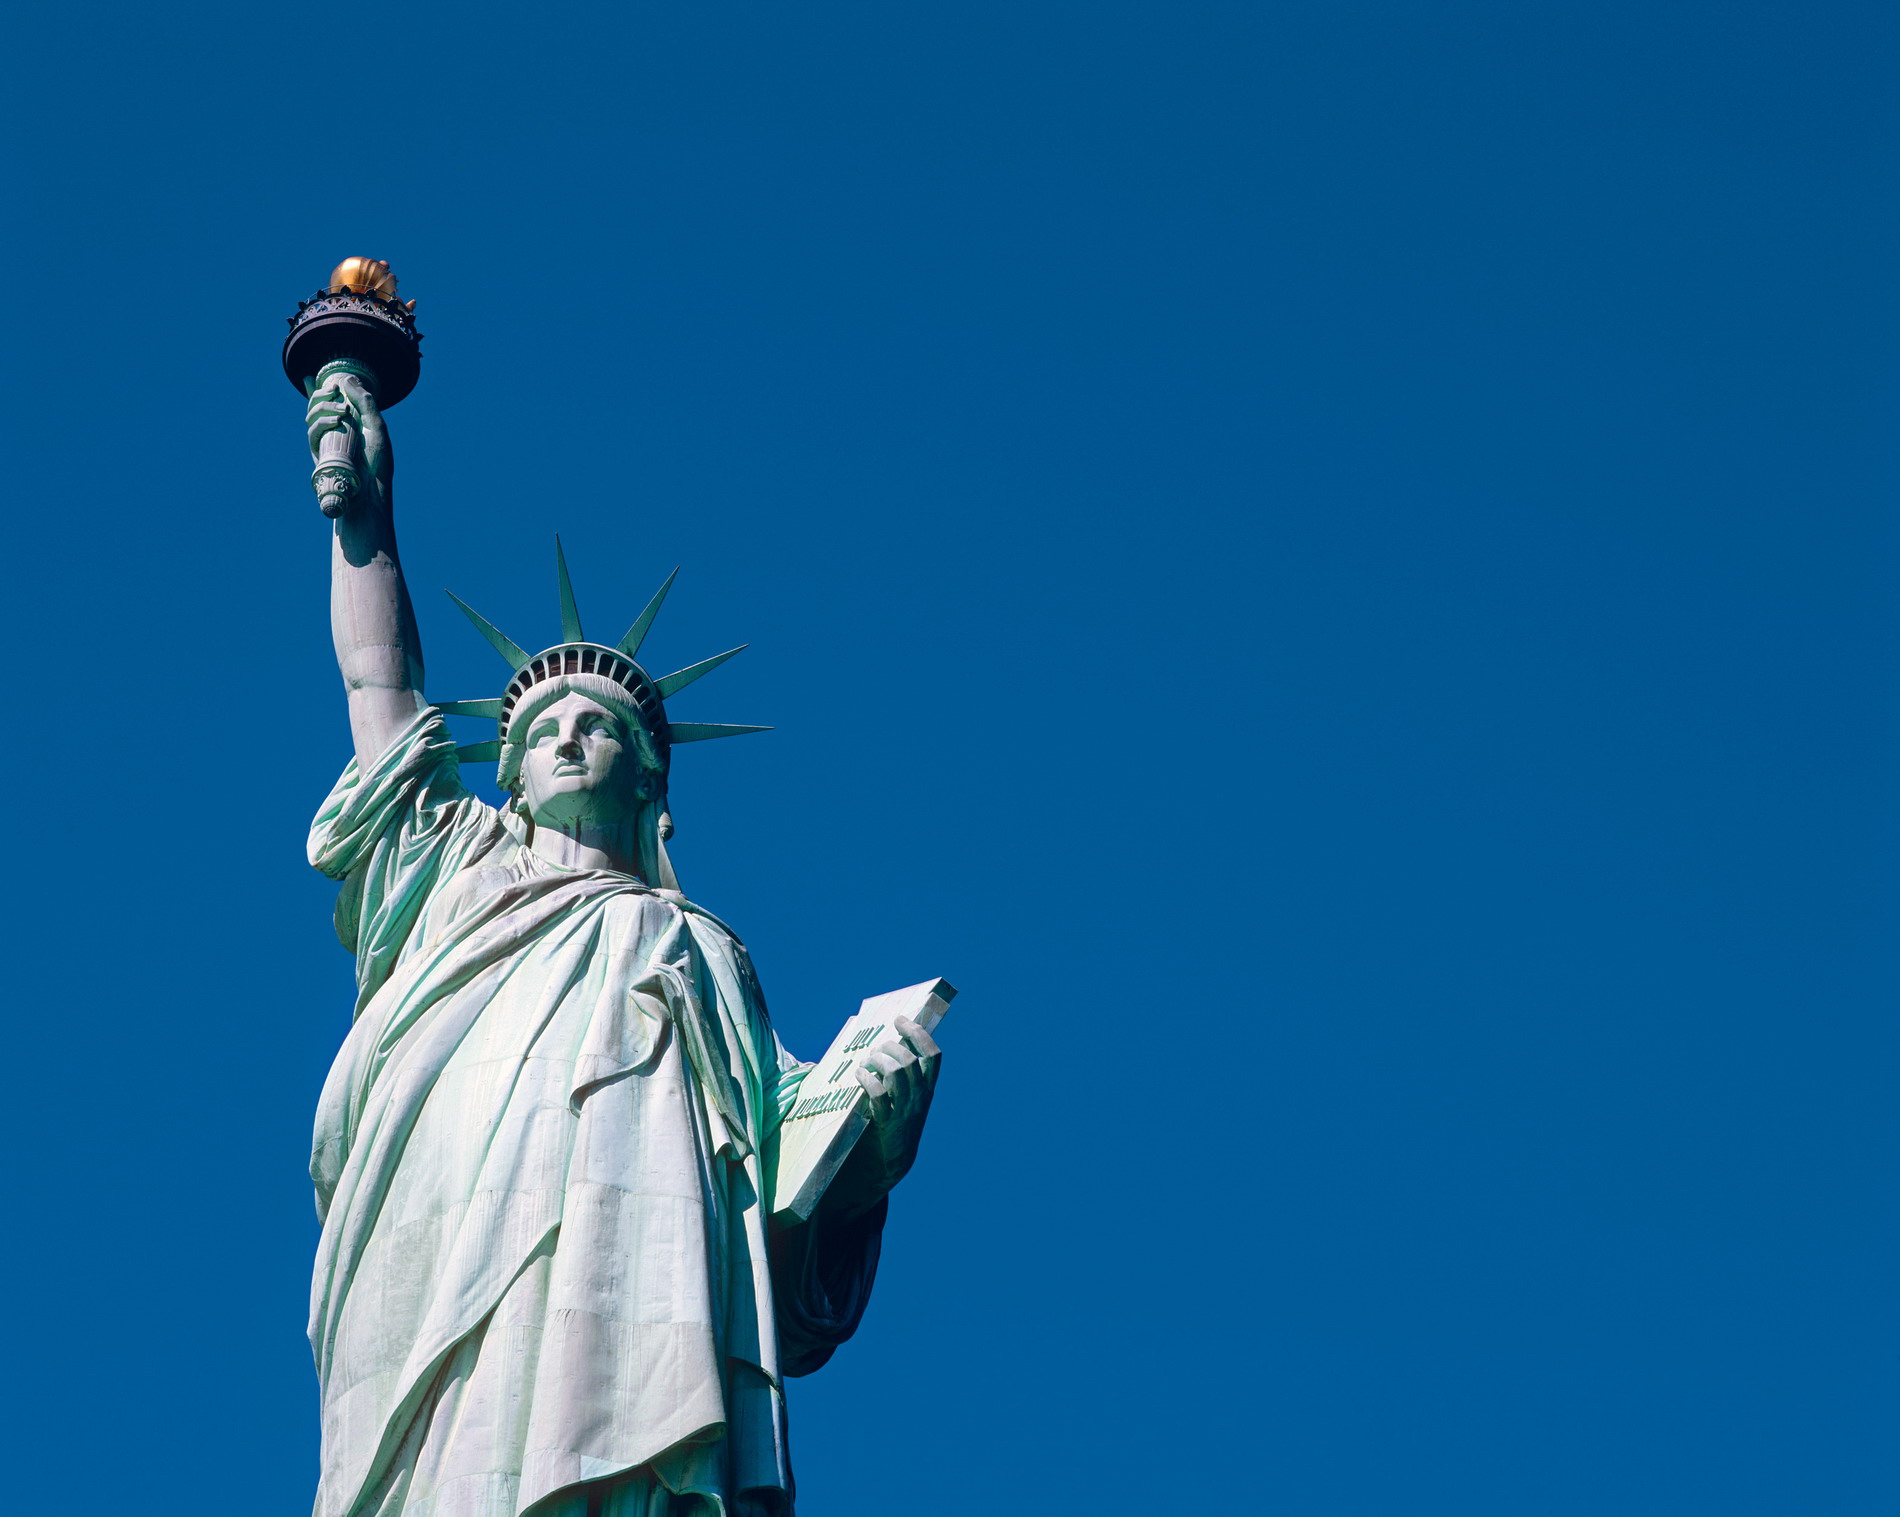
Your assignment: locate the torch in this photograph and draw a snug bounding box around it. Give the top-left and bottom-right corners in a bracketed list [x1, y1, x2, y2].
[283, 258, 423, 515]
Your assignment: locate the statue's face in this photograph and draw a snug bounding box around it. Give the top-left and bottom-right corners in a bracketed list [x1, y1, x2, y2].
[519, 693, 649, 827]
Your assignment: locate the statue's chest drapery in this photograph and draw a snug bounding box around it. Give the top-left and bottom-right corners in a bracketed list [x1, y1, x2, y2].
[365, 876, 686, 1233]
[334, 856, 682, 1147]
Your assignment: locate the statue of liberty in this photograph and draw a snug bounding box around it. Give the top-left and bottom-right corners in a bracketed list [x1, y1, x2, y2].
[293, 263, 942, 1517]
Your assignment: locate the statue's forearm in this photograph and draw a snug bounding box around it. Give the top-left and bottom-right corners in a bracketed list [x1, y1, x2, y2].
[332, 505, 425, 768]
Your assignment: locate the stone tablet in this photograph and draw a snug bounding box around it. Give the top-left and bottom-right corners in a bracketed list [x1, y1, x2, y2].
[771, 978, 957, 1224]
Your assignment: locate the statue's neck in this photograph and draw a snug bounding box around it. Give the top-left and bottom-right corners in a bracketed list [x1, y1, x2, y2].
[528, 817, 642, 879]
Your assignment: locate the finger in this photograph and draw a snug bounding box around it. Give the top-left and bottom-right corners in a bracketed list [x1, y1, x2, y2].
[339, 374, 385, 428]
[881, 1041, 924, 1107]
[307, 376, 354, 407]
[870, 1047, 921, 1117]
[306, 402, 352, 435]
[891, 1059, 920, 1117]
[861, 1049, 906, 1080]
[892, 1015, 941, 1063]
[346, 375, 383, 421]
[894, 1028, 940, 1093]
[872, 1050, 918, 1111]
[855, 1065, 894, 1121]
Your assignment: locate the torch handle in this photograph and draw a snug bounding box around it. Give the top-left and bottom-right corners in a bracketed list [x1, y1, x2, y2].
[312, 423, 361, 517]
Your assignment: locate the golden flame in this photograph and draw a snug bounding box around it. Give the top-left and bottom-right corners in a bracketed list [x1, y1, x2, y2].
[328, 257, 399, 301]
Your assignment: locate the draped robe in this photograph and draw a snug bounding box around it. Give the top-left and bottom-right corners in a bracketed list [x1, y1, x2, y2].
[306, 710, 884, 1517]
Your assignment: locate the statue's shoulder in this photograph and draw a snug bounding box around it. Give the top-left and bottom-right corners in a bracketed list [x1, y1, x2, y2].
[653, 890, 751, 954]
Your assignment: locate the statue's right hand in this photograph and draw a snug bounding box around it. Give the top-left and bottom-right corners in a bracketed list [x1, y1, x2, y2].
[304, 371, 392, 505]
[306, 385, 355, 457]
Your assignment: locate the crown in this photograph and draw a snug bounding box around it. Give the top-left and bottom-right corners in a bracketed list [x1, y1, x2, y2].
[437, 538, 771, 767]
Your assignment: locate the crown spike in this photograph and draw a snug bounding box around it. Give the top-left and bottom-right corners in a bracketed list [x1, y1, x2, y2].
[667, 723, 773, 744]
[555, 535, 585, 644]
[455, 740, 503, 763]
[618, 567, 680, 659]
[445, 591, 531, 671]
[436, 698, 504, 719]
[655, 645, 747, 700]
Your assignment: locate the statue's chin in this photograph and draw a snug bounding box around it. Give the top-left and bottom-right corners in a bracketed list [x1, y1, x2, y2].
[522, 765, 650, 830]
[526, 794, 639, 830]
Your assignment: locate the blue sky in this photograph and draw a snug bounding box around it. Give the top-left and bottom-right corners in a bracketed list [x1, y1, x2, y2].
[3, 3, 1895, 1512]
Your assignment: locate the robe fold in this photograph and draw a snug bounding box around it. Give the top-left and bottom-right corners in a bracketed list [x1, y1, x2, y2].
[306, 710, 880, 1517]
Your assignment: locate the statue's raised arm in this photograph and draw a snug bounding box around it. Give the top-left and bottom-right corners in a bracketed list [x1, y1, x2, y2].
[285, 257, 428, 770]
[307, 367, 425, 769]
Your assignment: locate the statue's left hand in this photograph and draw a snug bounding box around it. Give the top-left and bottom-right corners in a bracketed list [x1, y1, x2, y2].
[848, 1015, 942, 1198]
